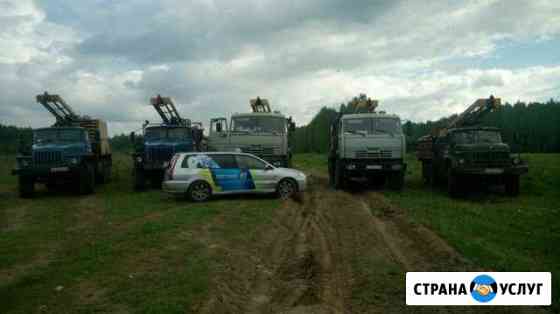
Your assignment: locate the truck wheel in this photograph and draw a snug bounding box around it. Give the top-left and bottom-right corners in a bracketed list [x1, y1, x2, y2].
[388, 171, 404, 190]
[422, 161, 434, 186]
[134, 169, 146, 191]
[151, 174, 163, 189]
[334, 159, 345, 190]
[188, 181, 212, 202]
[447, 168, 460, 198]
[18, 176, 35, 198]
[505, 175, 520, 196]
[328, 159, 335, 188]
[78, 163, 95, 195]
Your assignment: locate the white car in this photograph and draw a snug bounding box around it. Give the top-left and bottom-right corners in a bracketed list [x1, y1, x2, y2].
[163, 152, 306, 201]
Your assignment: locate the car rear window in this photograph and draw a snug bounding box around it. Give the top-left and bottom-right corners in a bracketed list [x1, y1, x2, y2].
[181, 154, 237, 169]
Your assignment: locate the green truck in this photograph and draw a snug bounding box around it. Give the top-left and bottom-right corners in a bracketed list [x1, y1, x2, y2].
[131, 95, 199, 190]
[12, 93, 112, 197]
[208, 97, 295, 167]
[416, 96, 528, 197]
[328, 99, 406, 190]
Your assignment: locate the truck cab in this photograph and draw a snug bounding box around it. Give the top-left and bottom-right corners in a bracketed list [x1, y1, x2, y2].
[329, 112, 406, 189]
[431, 127, 527, 196]
[133, 124, 194, 189]
[14, 122, 112, 197]
[208, 100, 294, 167]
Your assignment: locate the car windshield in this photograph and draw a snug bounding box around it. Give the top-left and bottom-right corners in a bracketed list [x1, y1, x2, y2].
[34, 129, 85, 143]
[343, 118, 401, 135]
[231, 116, 285, 134]
[453, 130, 502, 144]
[145, 127, 191, 139]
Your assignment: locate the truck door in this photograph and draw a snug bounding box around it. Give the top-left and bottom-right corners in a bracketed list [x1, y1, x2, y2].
[209, 118, 229, 151]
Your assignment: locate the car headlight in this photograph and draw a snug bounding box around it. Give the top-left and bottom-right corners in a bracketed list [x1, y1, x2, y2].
[346, 164, 356, 170]
[136, 156, 143, 163]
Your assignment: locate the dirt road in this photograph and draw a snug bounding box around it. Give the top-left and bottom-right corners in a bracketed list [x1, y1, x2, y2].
[195, 174, 546, 314]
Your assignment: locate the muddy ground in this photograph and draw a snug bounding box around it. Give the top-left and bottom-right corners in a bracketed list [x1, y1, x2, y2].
[194, 174, 547, 314]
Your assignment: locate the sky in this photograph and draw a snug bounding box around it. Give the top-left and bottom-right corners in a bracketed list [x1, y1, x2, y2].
[0, 0, 559, 136]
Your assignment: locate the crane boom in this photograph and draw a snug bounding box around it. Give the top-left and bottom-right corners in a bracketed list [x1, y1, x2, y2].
[150, 95, 189, 126]
[36, 92, 80, 124]
[447, 95, 501, 130]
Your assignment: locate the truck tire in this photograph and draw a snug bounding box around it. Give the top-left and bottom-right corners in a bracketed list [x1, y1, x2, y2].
[328, 159, 335, 188]
[18, 175, 35, 198]
[422, 161, 434, 185]
[388, 171, 404, 190]
[334, 159, 345, 190]
[96, 160, 112, 184]
[78, 163, 95, 195]
[447, 168, 460, 198]
[151, 173, 163, 189]
[134, 169, 146, 191]
[505, 175, 520, 196]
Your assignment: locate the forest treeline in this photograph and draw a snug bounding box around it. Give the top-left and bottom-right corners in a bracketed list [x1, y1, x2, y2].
[1, 94, 559, 154]
[292, 94, 560, 154]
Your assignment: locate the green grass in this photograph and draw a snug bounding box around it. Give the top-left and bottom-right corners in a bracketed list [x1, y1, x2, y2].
[0, 154, 279, 313]
[294, 153, 560, 309]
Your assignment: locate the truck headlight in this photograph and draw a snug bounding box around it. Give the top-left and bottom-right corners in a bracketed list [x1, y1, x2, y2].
[21, 159, 30, 167]
[346, 164, 356, 170]
[70, 157, 79, 165]
[392, 164, 402, 170]
[458, 158, 465, 164]
[512, 157, 520, 165]
[136, 156, 143, 163]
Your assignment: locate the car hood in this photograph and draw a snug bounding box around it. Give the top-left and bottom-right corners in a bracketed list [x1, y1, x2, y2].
[273, 167, 306, 178]
[32, 142, 88, 155]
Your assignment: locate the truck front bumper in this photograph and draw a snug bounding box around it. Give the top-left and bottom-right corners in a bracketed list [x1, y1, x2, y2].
[12, 165, 81, 178]
[454, 163, 528, 176]
[342, 159, 406, 174]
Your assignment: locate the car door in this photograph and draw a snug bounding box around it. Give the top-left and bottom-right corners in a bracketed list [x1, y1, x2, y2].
[236, 154, 276, 192]
[206, 154, 249, 192]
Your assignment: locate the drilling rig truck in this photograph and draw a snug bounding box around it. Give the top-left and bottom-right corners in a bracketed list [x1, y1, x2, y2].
[208, 97, 295, 167]
[416, 96, 528, 197]
[12, 92, 112, 197]
[328, 98, 406, 190]
[131, 95, 199, 190]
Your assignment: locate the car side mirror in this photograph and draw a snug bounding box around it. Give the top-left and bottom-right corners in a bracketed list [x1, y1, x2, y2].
[265, 164, 274, 171]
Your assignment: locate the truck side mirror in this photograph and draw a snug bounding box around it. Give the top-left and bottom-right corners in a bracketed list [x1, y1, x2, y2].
[216, 122, 222, 133]
[130, 132, 135, 143]
[289, 122, 296, 132]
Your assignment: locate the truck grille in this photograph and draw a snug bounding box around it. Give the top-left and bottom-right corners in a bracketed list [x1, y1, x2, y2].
[355, 150, 392, 159]
[471, 151, 509, 166]
[147, 147, 175, 162]
[33, 151, 63, 165]
[241, 146, 275, 156]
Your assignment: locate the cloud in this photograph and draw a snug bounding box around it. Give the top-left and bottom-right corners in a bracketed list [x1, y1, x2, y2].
[0, 0, 559, 135]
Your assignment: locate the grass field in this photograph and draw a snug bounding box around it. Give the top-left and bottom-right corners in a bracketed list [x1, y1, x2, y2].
[0, 154, 280, 313]
[1, 153, 558, 312]
[295, 152, 560, 309]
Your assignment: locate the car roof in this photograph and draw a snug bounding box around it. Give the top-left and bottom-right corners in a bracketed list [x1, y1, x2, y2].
[178, 152, 260, 157]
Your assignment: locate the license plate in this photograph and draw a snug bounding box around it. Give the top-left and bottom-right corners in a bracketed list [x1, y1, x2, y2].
[50, 167, 69, 173]
[485, 168, 503, 174]
[366, 165, 382, 170]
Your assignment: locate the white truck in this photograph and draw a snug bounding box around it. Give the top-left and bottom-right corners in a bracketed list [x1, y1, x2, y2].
[328, 99, 406, 190]
[208, 98, 295, 167]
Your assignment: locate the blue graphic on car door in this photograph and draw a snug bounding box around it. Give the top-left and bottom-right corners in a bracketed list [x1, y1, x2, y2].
[210, 168, 255, 191]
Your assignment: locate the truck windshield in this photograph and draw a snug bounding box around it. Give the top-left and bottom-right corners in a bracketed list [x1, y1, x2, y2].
[453, 130, 502, 144]
[343, 118, 401, 135]
[231, 116, 285, 134]
[34, 129, 85, 143]
[145, 127, 191, 139]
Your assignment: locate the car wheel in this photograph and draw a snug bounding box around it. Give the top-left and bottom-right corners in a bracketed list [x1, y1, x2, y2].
[188, 181, 212, 202]
[277, 178, 297, 199]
